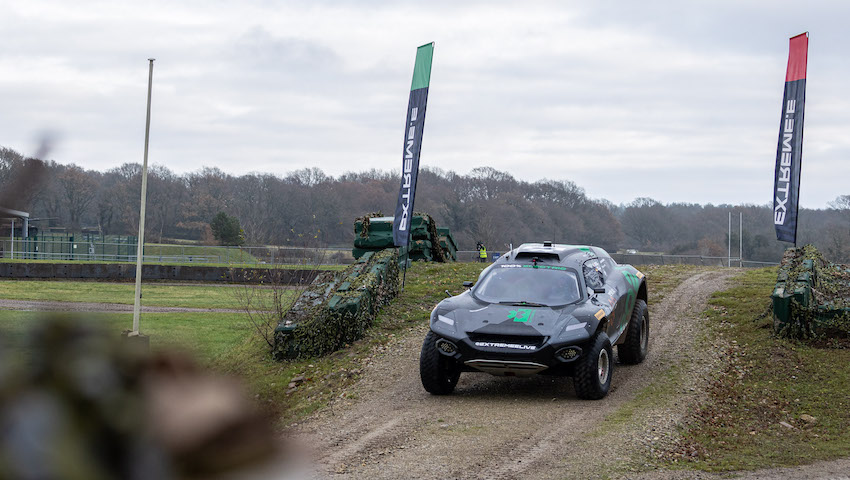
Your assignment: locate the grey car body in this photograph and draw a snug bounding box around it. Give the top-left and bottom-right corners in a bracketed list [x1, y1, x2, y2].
[420, 242, 648, 399]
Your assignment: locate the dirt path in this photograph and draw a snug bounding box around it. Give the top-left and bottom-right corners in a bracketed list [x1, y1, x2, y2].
[289, 269, 741, 479]
[0, 298, 247, 314]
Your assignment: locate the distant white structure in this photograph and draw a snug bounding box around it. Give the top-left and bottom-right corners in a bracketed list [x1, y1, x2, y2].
[0, 206, 30, 238]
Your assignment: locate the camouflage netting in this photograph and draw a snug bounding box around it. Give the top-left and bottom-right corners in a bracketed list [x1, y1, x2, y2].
[437, 227, 458, 261]
[273, 248, 399, 359]
[772, 245, 850, 339]
[352, 212, 451, 263]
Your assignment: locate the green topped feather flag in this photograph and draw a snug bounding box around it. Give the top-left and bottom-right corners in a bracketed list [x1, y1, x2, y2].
[393, 43, 434, 247]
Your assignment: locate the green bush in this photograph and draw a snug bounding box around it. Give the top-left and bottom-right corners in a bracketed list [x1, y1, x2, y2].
[210, 212, 244, 246]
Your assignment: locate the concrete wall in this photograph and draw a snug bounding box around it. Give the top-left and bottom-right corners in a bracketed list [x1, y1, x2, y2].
[0, 263, 319, 284]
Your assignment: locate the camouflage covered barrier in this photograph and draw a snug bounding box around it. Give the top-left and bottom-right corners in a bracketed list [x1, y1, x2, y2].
[353, 213, 394, 250]
[437, 227, 457, 261]
[352, 213, 450, 263]
[273, 248, 399, 359]
[772, 245, 850, 339]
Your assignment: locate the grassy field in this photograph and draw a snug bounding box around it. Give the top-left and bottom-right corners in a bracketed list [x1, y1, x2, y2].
[0, 257, 347, 270]
[143, 243, 260, 263]
[663, 267, 850, 471]
[0, 280, 287, 365]
[0, 279, 284, 309]
[0, 310, 252, 363]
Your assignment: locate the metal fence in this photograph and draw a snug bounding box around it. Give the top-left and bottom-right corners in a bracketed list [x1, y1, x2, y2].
[1, 235, 140, 262]
[1, 237, 779, 268]
[609, 253, 779, 268]
[0, 236, 356, 265]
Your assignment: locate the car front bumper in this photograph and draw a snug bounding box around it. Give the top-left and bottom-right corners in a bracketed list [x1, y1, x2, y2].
[431, 330, 593, 377]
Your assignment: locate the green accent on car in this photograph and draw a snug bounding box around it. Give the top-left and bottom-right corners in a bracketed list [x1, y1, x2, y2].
[508, 309, 535, 323]
[617, 268, 641, 327]
[410, 42, 434, 91]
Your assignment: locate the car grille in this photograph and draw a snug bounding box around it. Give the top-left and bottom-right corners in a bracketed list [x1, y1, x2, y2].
[467, 333, 548, 348]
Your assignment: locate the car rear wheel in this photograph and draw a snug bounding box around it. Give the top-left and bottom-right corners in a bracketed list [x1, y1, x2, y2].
[420, 331, 461, 395]
[618, 299, 649, 365]
[573, 333, 613, 400]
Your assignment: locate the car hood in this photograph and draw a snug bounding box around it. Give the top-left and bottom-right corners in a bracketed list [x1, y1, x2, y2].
[442, 296, 581, 338]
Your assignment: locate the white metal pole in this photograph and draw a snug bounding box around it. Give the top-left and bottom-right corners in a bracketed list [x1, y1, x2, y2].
[9, 219, 14, 259]
[728, 212, 731, 268]
[132, 58, 155, 334]
[739, 212, 743, 268]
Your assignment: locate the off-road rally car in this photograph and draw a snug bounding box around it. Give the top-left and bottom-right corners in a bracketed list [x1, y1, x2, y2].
[420, 242, 648, 399]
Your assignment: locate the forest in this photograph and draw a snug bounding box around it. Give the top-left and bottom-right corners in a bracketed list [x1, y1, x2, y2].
[2, 145, 849, 263]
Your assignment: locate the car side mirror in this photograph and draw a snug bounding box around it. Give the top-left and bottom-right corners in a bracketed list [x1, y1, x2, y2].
[462, 281, 473, 289]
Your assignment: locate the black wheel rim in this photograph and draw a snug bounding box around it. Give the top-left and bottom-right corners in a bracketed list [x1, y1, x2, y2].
[640, 314, 649, 355]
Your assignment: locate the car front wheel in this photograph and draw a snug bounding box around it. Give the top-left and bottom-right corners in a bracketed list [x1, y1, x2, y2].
[573, 332, 613, 400]
[420, 331, 461, 395]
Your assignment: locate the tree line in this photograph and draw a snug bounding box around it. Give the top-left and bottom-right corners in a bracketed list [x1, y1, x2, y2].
[2, 145, 849, 263]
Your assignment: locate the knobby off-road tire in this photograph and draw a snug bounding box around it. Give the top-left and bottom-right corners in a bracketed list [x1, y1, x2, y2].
[573, 333, 613, 400]
[420, 331, 461, 395]
[618, 299, 649, 365]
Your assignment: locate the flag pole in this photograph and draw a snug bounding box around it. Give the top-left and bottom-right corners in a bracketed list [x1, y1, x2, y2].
[391, 43, 434, 289]
[132, 58, 155, 335]
[773, 32, 808, 246]
[402, 231, 410, 290]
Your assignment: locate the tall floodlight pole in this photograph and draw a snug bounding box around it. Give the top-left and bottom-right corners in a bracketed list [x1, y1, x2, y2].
[132, 58, 155, 335]
[739, 212, 743, 267]
[728, 212, 732, 268]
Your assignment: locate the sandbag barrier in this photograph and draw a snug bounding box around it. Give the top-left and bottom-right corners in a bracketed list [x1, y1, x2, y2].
[437, 227, 458, 261]
[352, 213, 452, 264]
[772, 245, 850, 338]
[273, 248, 399, 360]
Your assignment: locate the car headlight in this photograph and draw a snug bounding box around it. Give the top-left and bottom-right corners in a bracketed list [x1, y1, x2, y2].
[437, 314, 454, 326]
[436, 338, 458, 355]
[556, 346, 582, 362]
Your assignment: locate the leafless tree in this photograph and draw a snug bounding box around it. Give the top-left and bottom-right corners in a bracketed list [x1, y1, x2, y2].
[230, 240, 328, 349]
[59, 165, 98, 231]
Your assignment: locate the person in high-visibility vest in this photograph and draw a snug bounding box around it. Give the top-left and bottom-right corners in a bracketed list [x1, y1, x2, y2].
[477, 242, 487, 263]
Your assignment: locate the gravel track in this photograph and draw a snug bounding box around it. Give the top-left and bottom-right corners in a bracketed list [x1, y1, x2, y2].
[290, 269, 745, 479]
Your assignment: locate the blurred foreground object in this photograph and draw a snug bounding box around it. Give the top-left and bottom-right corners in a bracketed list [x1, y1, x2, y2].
[0, 142, 48, 210]
[0, 316, 286, 479]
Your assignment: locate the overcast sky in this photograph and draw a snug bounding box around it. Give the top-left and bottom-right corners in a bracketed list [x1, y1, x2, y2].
[2, 0, 848, 207]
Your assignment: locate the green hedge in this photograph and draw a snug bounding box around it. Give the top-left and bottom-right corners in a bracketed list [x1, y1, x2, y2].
[273, 248, 399, 359]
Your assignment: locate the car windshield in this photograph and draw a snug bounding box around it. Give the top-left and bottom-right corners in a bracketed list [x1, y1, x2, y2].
[473, 265, 582, 306]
